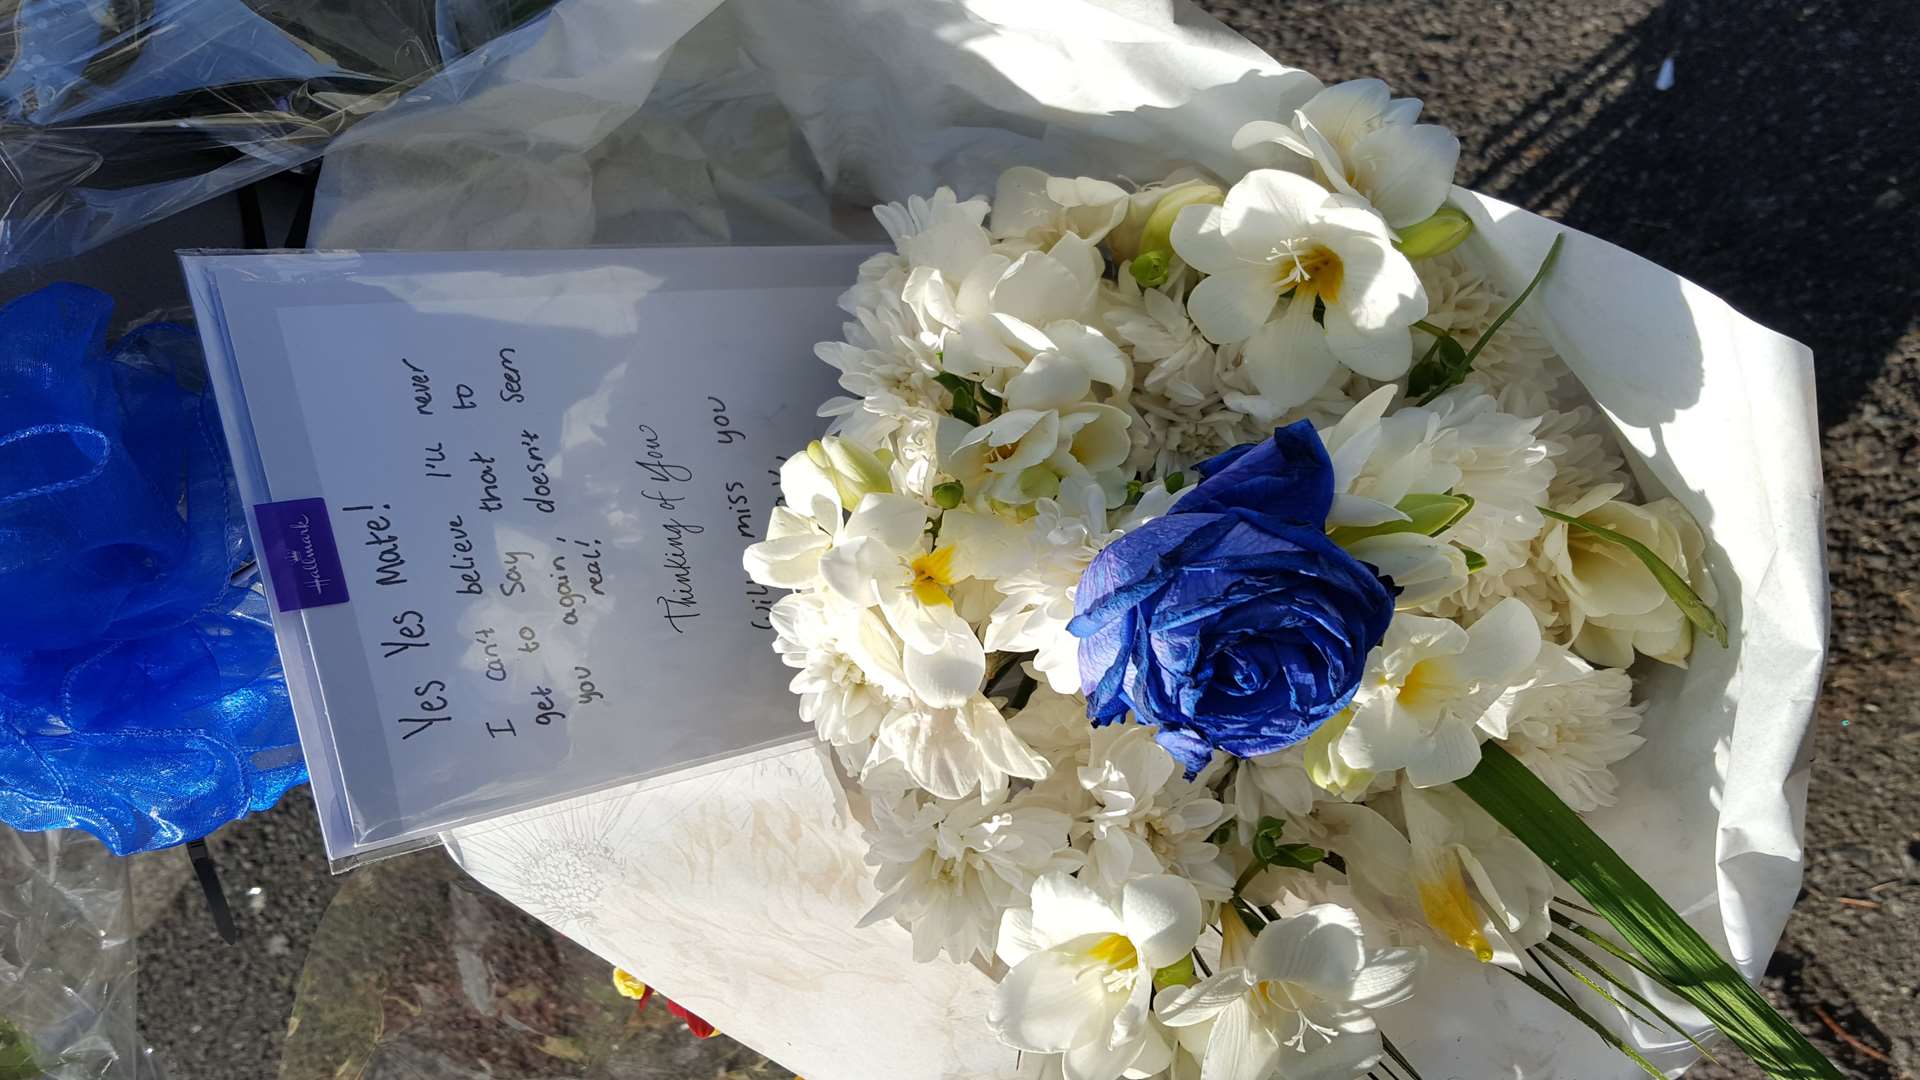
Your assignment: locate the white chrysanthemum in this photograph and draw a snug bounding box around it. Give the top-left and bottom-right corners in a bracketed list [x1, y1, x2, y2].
[767, 591, 906, 748]
[1536, 405, 1634, 505]
[859, 788, 1079, 964]
[1415, 253, 1567, 414]
[1480, 643, 1646, 811]
[1079, 724, 1235, 899]
[873, 186, 994, 281]
[816, 289, 946, 453]
[865, 695, 1051, 802]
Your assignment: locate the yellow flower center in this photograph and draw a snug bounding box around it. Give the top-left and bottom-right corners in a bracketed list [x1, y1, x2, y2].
[1396, 658, 1448, 713]
[1086, 933, 1139, 971]
[909, 546, 957, 607]
[1281, 243, 1344, 304]
[1417, 855, 1495, 964]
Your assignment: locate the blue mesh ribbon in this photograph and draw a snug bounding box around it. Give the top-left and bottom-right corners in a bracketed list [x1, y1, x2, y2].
[0, 283, 305, 854]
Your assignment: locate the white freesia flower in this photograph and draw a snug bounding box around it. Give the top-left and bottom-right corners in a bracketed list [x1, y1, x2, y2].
[741, 452, 844, 590]
[817, 493, 1011, 707]
[860, 788, 1079, 964]
[910, 236, 1106, 380]
[1480, 643, 1646, 811]
[1156, 904, 1419, 1080]
[767, 591, 906, 747]
[1398, 785, 1555, 967]
[984, 503, 1105, 695]
[991, 873, 1203, 1080]
[1338, 599, 1543, 787]
[1539, 485, 1716, 667]
[1172, 170, 1427, 409]
[1231, 78, 1461, 229]
[1313, 794, 1551, 971]
[1079, 724, 1234, 899]
[992, 167, 1132, 247]
[868, 694, 1051, 802]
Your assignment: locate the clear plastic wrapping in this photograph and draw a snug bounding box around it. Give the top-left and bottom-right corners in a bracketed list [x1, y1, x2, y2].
[0, 830, 163, 1080]
[0, 0, 560, 270]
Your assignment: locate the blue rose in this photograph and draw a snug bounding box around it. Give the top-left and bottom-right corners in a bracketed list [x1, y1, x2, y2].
[1067, 421, 1395, 773]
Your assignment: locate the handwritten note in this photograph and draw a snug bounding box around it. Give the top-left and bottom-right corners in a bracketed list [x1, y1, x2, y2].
[184, 247, 877, 862]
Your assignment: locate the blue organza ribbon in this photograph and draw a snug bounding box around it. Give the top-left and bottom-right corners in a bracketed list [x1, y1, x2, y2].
[0, 283, 305, 854]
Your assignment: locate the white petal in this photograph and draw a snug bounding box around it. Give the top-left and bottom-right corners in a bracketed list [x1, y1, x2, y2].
[964, 695, 1052, 784]
[779, 453, 841, 518]
[1154, 972, 1250, 1027]
[1350, 946, 1421, 1010]
[1326, 226, 1426, 330]
[1449, 598, 1544, 685]
[1327, 494, 1407, 528]
[940, 510, 1036, 580]
[1220, 169, 1327, 254]
[1401, 718, 1483, 788]
[1121, 875, 1204, 970]
[1321, 303, 1415, 381]
[1032, 871, 1125, 947]
[845, 493, 930, 551]
[1197, 999, 1275, 1080]
[991, 947, 1113, 1053]
[820, 536, 901, 607]
[1351, 122, 1460, 228]
[1240, 293, 1339, 408]
[1247, 904, 1365, 994]
[742, 527, 829, 589]
[1299, 79, 1392, 153]
[905, 642, 985, 709]
[1169, 204, 1240, 276]
[1065, 1031, 1140, 1080]
[1186, 267, 1279, 345]
[1007, 349, 1095, 411]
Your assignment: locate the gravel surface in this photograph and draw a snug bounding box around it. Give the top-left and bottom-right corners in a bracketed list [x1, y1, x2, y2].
[117, 1, 1917, 1077]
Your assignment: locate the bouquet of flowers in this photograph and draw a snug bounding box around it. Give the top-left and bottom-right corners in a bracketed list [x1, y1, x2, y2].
[744, 75, 1835, 1080]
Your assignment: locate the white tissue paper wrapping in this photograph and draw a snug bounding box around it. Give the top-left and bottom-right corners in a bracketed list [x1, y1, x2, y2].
[308, 1, 1827, 1076]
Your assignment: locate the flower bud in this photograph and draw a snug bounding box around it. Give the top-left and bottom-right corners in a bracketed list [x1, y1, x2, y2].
[931, 480, 965, 509]
[1394, 206, 1474, 259]
[1017, 464, 1062, 500]
[1109, 178, 1225, 267]
[809, 436, 891, 506]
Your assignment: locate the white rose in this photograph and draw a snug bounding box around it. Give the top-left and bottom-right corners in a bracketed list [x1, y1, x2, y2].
[1542, 485, 1716, 667]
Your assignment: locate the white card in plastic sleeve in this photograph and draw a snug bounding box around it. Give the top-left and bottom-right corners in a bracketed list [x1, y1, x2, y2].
[183, 245, 878, 866]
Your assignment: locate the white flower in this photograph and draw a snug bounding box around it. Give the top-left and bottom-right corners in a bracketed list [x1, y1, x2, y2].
[1480, 643, 1645, 811]
[742, 452, 845, 590]
[1337, 599, 1543, 787]
[1172, 170, 1427, 409]
[1231, 79, 1461, 229]
[1079, 724, 1234, 899]
[767, 591, 905, 747]
[868, 694, 1051, 802]
[1316, 383, 1556, 611]
[1398, 785, 1554, 967]
[860, 788, 1079, 964]
[1539, 485, 1716, 667]
[991, 873, 1203, 1080]
[946, 402, 1134, 509]
[1313, 793, 1551, 970]
[992, 167, 1132, 247]
[1156, 904, 1419, 1080]
[874, 186, 994, 281]
[910, 237, 1106, 379]
[983, 501, 1111, 695]
[816, 493, 1007, 707]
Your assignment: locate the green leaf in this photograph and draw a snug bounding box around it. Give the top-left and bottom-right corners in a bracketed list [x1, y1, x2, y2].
[1545, 933, 1722, 1063]
[1406, 326, 1471, 401]
[0, 1017, 40, 1080]
[1504, 968, 1667, 1079]
[1329, 492, 1474, 547]
[1411, 234, 1565, 405]
[1457, 745, 1843, 1079]
[1457, 544, 1487, 573]
[1539, 507, 1729, 647]
[933, 372, 981, 425]
[1535, 943, 1663, 1032]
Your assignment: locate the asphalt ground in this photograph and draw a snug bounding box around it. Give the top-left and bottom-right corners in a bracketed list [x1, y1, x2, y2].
[99, 1, 1920, 1077]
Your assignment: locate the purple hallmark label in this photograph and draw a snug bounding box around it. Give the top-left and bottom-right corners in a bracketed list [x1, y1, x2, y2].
[254, 498, 351, 611]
